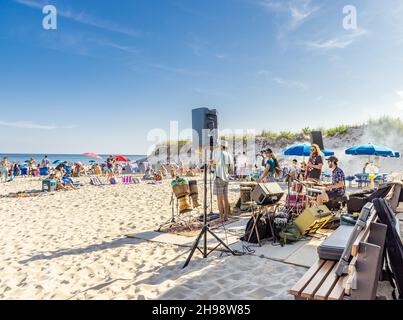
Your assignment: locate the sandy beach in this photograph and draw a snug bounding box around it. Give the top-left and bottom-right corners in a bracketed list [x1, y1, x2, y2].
[0, 175, 306, 300]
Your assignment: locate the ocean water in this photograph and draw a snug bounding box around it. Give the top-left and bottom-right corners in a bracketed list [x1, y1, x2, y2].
[0, 154, 146, 164]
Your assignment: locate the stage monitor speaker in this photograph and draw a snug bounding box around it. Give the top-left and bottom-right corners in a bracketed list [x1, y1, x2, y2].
[192, 108, 218, 150]
[294, 205, 332, 235]
[310, 131, 324, 150]
[251, 183, 284, 206]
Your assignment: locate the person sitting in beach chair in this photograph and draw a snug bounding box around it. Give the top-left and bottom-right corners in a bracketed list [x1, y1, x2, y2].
[55, 161, 67, 177]
[73, 162, 83, 177]
[93, 163, 102, 175]
[142, 167, 154, 180]
[61, 174, 79, 190]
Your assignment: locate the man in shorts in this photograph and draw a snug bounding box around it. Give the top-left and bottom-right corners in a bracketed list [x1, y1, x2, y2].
[211, 140, 233, 222]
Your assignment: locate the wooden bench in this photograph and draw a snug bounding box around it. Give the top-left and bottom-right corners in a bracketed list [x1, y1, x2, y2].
[289, 210, 387, 300]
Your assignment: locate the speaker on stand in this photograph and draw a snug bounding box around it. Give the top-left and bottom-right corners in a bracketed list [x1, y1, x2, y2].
[310, 131, 325, 150]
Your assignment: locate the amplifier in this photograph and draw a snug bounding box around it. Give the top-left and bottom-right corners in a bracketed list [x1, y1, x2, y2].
[251, 183, 284, 205]
[294, 205, 332, 235]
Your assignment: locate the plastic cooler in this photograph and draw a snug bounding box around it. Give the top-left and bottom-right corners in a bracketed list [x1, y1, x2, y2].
[42, 179, 57, 192]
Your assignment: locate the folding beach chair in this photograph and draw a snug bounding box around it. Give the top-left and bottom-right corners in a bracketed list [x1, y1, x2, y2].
[122, 176, 134, 185]
[90, 177, 104, 186]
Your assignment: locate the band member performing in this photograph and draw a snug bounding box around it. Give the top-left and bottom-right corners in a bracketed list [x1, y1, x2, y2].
[305, 144, 323, 182]
[211, 140, 233, 222]
[317, 156, 346, 205]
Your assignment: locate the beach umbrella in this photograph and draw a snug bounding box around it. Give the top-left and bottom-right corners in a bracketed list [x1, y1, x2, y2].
[115, 155, 129, 162]
[83, 152, 102, 160]
[345, 144, 395, 157]
[89, 160, 96, 163]
[283, 144, 335, 157]
[53, 160, 62, 164]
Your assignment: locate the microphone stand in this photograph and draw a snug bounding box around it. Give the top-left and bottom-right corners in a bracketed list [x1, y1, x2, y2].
[183, 135, 241, 268]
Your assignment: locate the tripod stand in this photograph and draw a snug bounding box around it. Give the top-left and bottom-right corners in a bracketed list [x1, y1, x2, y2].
[183, 143, 241, 268]
[157, 192, 178, 231]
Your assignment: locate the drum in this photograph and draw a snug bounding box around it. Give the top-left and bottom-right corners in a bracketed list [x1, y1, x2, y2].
[178, 196, 193, 214]
[172, 183, 190, 199]
[240, 181, 257, 191]
[188, 180, 198, 195]
[292, 182, 303, 193]
[240, 187, 252, 204]
[307, 188, 323, 198]
[188, 180, 200, 208]
[286, 193, 307, 208]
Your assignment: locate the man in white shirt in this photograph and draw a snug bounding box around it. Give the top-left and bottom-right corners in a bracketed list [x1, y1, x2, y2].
[236, 152, 248, 179]
[211, 140, 233, 222]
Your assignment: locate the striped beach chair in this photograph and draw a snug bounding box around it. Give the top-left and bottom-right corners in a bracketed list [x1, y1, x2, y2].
[90, 177, 104, 186]
[122, 176, 134, 184]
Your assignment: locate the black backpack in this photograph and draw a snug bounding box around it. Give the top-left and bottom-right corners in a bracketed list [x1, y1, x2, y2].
[373, 198, 403, 300]
[240, 214, 272, 243]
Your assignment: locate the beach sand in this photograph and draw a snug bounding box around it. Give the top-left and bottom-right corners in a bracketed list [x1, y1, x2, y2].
[0, 176, 307, 299]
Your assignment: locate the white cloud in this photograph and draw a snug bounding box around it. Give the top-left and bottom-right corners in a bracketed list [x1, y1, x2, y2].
[259, 0, 319, 29]
[215, 54, 227, 59]
[272, 77, 307, 90]
[257, 69, 270, 77]
[15, 0, 140, 37]
[0, 121, 75, 130]
[305, 28, 368, 50]
[289, 1, 319, 28]
[396, 91, 403, 110]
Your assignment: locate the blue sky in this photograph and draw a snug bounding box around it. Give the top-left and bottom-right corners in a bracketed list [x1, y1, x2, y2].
[1, 0, 403, 154]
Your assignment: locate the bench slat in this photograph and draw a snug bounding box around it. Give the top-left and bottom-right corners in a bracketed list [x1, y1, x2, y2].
[314, 262, 340, 300]
[328, 275, 346, 300]
[289, 259, 325, 297]
[301, 260, 336, 299]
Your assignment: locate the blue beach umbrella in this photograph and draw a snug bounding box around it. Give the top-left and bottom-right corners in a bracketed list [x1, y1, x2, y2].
[53, 160, 62, 164]
[283, 144, 335, 157]
[345, 144, 395, 157]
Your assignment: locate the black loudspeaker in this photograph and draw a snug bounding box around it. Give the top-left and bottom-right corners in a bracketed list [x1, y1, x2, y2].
[251, 183, 284, 205]
[310, 131, 324, 150]
[192, 108, 218, 150]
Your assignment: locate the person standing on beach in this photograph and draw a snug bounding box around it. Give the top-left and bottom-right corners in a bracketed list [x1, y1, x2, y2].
[257, 148, 280, 183]
[1, 157, 9, 183]
[41, 155, 50, 169]
[211, 140, 233, 222]
[28, 158, 35, 176]
[305, 144, 323, 182]
[106, 156, 115, 180]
